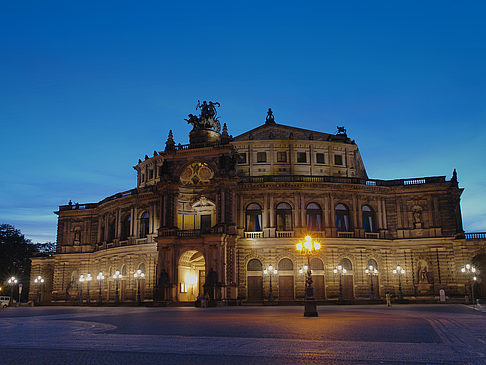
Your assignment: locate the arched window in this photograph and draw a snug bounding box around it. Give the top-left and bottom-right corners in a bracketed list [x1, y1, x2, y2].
[278, 258, 294, 271]
[362, 205, 375, 233]
[339, 258, 352, 271]
[306, 203, 322, 231]
[120, 215, 131, 241]
[310, 258, 324, 270]
[107, 217, 116, 243]
[276, 202, 292, 231]
[367, 259, 378, 270]
[335, 203, 350, 232]
[138, 263, 146, 274]
[246, 203, 262, 232]
[140, 211, 150, 238]
[121, 265, 127, 276]
[100, 221, 105, 243]
[247, 259, 263, 272]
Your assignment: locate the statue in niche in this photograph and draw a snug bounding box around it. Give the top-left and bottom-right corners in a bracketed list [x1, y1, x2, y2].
[417, 260, 431, 284]
[73, 229, 81, 244]
[412, 206, 423, 228]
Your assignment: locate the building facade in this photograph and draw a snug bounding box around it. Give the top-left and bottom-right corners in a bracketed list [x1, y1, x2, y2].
[30, 103, 486, 305]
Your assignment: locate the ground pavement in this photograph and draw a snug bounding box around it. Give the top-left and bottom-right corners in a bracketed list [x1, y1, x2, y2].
[1, 304, 486, 364]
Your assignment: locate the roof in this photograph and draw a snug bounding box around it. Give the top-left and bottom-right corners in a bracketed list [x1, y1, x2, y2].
[233, 121, 353, 143]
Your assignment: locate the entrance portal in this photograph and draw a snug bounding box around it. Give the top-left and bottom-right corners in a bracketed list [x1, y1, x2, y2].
[178, 250, 205, 302]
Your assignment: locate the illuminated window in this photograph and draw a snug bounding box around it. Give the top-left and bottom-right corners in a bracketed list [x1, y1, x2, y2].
[276, 202, 292, 231]
[306, 202, 322, 231]
[362, 205, 375, 233]
[335, 203, 350, 232]
[140, 211, 150, 238]
[257, 152, 267, 163]
[316, 153, 325, 164]
[277, 152, 287, 162]
[297, 152, 307, 163]
[180, 282, 187, 293]
[246, 203, 262, 232]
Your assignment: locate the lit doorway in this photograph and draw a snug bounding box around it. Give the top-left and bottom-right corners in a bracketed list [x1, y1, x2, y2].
[178, 250, 206, 302]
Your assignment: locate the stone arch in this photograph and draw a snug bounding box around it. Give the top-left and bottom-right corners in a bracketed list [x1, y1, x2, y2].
[246, 258, 263, 302]
[178, 250, 206, 302]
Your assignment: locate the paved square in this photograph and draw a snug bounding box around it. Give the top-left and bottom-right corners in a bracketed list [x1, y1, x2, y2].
[1, 304, 485, 364]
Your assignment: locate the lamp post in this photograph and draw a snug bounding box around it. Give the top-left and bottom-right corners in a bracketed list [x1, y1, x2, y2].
[461, 264, 479, 305]
[34, 275, 44, 305]
[113, 270, 122, 304]
[79, 274, 85, 304]
[263, 265, 277, 302]
[392, 265, 405, 300]
[296, 235, 321, 317]
[86, 273, 92, 304]
[97, 272, 104, 305]
[7, 276, 18, 306]
[133, 269, 145, 305]
[365, 265, 378, 300]
[333, 265, 347, 301]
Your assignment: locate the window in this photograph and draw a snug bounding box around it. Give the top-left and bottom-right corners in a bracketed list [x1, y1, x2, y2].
[257, 152, 267, 163]
[335, 203, 350, 232]
[180, 282, 187, 293]
[120, 215, 131, 241]
[316, 153, 325, 164]
[200, 214, 211, 230]
[141, 174, 145, 182]
[362, 205, 375, 233]
[276, 202, 292, 231]
[367, 259, 378, 270]
[247, 259, 263, 272]
[277, 152, 287, 162]
[334, 155, 343, 165]
[297, 152, 307, 163]
[278, 258, 294, 271]
[238, 153, 247, 164]
[310, 258, 324, 270]
[246, 203, 262, 232]
[140, 211, 150, 238]
[107, 218, 116, 243]
[306, 202, 322, 231]
[339, 258, 352, 271]
[148, 169, 154, 179]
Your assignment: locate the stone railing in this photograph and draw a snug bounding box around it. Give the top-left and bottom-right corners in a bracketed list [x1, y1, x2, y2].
[337, 231, 355, 238]
[238, 175, 447, 187]
[465, 232, 486, 240]
[245, 231, 264, 239]
[364, 232, 380, 239]
[276, 231, 294, 238]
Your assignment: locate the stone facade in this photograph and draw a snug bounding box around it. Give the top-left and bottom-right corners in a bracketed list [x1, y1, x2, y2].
[30, 106, 486, 304]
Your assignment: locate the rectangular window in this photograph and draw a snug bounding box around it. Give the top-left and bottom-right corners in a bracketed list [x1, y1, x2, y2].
[334, 155, 343, 165]
[148, 169, 154, 179]
[200, 214, 211, 230]
[316, 153, 325, 164]
[238, 153, 247, 164]
[180, 282, 187, 293]
[257, 152, 267, 163]
[141, 174, 145, 182]
[277, 152, 287, 162]
[297, 152, 307, 163]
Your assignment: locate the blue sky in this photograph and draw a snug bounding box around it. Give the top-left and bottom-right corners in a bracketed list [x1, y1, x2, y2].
[1, 1, 485, 243]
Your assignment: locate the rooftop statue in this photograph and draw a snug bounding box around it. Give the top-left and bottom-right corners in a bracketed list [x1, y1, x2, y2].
[265, 108, 276, 124]
[337, 126, 347, 135]
[185, 100, 221, 133]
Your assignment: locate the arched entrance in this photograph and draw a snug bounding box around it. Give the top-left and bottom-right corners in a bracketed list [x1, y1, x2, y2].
[247, 259, 263, 302]
[310, 258, 325, 300]
[340, 258, 354, 300]
[278, 258, 295, 301]
[178, 250, 205, 302]
[473, 254, 486, 299]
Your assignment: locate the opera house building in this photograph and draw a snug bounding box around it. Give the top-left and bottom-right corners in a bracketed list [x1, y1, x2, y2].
[30, 102, 486, 305]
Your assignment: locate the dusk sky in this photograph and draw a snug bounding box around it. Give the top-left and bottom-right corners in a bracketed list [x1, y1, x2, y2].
[1, 1, 485, 243]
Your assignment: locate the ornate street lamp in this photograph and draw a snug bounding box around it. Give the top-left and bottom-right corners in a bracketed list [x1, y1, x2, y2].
[133, 269, 145, 305]
[96, 272, 104, 305]
[113, 270, 122, 304]
[86, 273, 92, 304]
[7, 276, 18, 306]
[365, 265, 378, 300]
[296, 235, 321, 317]
[263, 265, 277, 302]
[34, 275, 44, 305]
[393, 265, 405, 300]
[333, 265, 347, 301]
[79, 274, 85, 304]
[461, 264, 479, 305]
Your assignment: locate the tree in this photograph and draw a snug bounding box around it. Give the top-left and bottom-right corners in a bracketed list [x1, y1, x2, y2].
[0, 224, 39, 301]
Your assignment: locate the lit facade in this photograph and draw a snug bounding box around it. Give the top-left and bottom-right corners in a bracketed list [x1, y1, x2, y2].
[30, 104, 486, 304]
